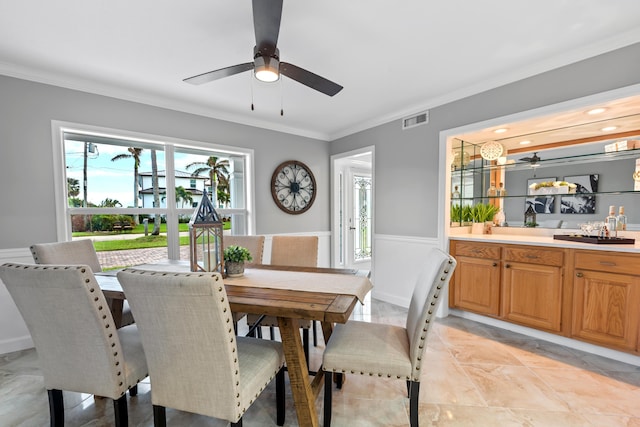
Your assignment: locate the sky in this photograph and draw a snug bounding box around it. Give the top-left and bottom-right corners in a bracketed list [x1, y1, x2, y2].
[64, 140, 221, 207]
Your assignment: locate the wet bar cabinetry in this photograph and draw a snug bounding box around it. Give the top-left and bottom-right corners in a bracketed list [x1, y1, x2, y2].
[449, 238, 640, 355]
[572, 250, 640, 352]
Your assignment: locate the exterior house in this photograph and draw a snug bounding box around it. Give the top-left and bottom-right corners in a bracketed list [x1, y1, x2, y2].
[138, 170, 208, 209]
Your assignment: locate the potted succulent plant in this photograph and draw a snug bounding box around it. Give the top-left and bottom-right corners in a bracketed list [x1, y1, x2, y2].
[223, 245, 253, 277]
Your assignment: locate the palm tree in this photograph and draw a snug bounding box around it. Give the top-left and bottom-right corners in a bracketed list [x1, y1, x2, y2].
[162, 186, 194, 208]
[186, 156, 229, 207]
[67, 177, 80, 198]
[111, 147, 142, 223]
[149, 149, 162, 235]
[175, 186, 193, 208]
[99, 198, 122, 207]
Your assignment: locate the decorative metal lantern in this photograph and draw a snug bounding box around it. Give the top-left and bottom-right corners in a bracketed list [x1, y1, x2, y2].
[189, 190, 224, 274]
[524, 203, 537, 227]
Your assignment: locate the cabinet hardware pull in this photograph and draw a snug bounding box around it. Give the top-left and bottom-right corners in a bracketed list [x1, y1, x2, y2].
[576, 272, 583, 278]
[505, 264, 510, 269]
[599, 261, 616, 266]
[492, 262, 497, 267]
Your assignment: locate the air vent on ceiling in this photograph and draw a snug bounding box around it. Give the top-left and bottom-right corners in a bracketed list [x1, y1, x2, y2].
[402, 111, 429, 130]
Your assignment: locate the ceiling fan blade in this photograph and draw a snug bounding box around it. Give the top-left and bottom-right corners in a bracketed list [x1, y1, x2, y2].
[183, 62, 254, 85]
[252, 0, 283, 56]
[280, 62, 343, 96]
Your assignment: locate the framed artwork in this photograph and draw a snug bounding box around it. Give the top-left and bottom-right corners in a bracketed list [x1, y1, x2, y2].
[560, 174, 599, 214]
[526, 177, 556, 214]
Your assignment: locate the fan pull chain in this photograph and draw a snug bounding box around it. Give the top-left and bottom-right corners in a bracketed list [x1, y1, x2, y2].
[250, 72, 255, 111]
[280, 77, 284, 116]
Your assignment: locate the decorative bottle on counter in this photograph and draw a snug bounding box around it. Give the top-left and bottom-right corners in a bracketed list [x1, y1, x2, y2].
[498, 182, 507, 197]
[617, 206, 627, 231]
[605, 205, 618, 238]
[487, 182, 497, 197]
[452, 185, 461, 200]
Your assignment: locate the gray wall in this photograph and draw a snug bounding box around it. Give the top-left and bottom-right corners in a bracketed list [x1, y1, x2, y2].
[2, 43, 640, 248]
[0, 76, 330, 249]
[331, 42, 640, 238]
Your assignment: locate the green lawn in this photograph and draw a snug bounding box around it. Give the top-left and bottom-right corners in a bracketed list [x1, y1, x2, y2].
[74, 221, 230, 251]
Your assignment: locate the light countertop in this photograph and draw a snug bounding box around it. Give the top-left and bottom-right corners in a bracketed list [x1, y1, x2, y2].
[449, 228, 640, 253]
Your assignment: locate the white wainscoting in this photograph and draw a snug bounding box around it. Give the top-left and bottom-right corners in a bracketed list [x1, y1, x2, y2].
[0, 248, 36, 355]
[372, 234, 442, 308]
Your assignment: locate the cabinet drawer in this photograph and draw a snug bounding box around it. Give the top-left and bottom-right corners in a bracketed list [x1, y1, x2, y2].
[575, 251, 639, 276]
[453, 241, 500, 259]
[504, 246, 564, 267]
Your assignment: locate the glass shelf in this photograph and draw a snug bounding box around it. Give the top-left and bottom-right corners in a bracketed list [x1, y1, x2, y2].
[450, 189, 640, 202]
[452, 147, 640, 173]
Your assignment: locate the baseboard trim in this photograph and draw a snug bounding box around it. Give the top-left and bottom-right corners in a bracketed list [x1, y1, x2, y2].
[0, 336, 33, 355]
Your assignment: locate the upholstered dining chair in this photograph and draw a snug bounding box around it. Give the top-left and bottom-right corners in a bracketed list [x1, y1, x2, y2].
[117, 269, 286, 427]
[30, 239, 135, 327]
[224, 235, 265, 265]
[247, 235, 319, 365]
[0, 263, 148, 427]
[322, 248, 457, 427]
[224, 235, 266, 333]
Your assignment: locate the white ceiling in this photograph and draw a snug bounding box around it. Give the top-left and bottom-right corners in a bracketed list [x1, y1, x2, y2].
[2, 1, 640, 141]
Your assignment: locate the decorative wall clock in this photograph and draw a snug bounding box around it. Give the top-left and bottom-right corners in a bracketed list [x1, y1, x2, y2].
[271, 160, 316, 214]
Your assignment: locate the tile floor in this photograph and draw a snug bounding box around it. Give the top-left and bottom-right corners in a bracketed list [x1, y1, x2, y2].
[2, 298, 640, 426]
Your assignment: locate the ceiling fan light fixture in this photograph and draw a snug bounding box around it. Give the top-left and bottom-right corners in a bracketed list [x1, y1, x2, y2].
[254, 52, 280, 83]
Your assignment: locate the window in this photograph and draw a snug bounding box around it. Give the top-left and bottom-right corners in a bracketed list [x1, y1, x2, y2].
[52, 121, 255, 263]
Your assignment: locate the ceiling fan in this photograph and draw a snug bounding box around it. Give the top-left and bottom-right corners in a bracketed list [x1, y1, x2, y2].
[183, 0, 343, 97]
[519, 152, 541, 167]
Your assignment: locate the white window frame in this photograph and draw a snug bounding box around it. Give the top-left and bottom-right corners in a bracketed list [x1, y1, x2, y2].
[51, 120, 255, 260]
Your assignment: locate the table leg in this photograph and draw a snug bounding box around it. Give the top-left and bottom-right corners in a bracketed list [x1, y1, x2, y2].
[278, 317, 318, 427]
[108, 298, 124, 329]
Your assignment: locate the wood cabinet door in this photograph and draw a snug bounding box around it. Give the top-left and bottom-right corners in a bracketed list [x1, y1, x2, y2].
[572, 270, 640, 351]
[502, 261, 563, 332]
[452, 256, 501, 316]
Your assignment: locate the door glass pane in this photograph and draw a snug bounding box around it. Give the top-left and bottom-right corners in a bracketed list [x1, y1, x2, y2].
[353, 174, 372, 261]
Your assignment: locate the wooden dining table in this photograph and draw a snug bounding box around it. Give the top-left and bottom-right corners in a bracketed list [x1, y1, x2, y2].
[96, 261, 372, 427]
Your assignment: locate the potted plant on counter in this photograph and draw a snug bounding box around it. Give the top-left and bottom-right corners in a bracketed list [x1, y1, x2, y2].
[223, 245, 253, 277]
[471, 203, 499, 234]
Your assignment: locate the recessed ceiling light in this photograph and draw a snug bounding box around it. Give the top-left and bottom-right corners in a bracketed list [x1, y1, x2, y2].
[519, 140, 531, 145]
[494, 128, 508, 134]
[601, 126, 617, 132]
[587, 108, 606, 115]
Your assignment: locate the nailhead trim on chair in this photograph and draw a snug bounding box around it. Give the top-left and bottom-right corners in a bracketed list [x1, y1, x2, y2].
[122, 268, 284, 422]
[324, 257, 455, 383]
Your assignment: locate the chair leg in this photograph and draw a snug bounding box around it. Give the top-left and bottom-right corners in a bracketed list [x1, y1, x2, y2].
[129, 384, 138, 397]
[269, 326, 275, 340]
[48, 389, 64, 427]
[406, 380, 410, 398]
[336, 372, 343, 389]
[231, 418, 243, 427]
[313, 320, 318, 346]
[276, 367, 285, 426]
[113, 395, 128, 427]
[302, 328, 310, 368]
[257, 327, 263, 339]
[409, 381, 420, 427]
[323, 370, 332, 427]
[153, 405, 166, 427]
